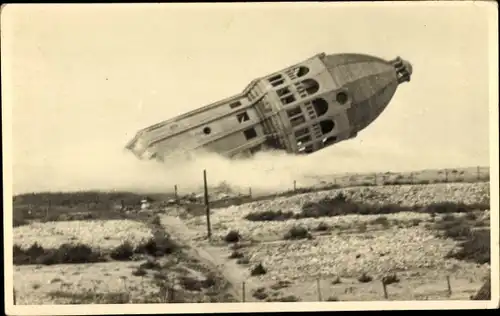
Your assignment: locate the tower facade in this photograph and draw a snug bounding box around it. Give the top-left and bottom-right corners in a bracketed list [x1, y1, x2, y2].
[126, 53, 412, 161]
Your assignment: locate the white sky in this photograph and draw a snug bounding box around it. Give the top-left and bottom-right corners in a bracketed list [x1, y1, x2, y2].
[2, 2, 497, 194]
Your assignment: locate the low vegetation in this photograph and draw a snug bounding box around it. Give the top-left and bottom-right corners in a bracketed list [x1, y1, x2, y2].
[244, 193, 489, 222]
[13, 233, 179, 266]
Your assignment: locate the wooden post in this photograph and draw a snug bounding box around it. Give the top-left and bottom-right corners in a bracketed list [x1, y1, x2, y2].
[248, 187, 252, 198]
[174, 185, 178, 202]
[46, 200, 51, 221]
[444, 169, 449, 183]
[203, 169, 212, 240]
[242, 281, 246, 302]
[382, 280, 388, 299]
[293, 180, 297, 191]
[446, 275, 452, 297]
[120, 199, 125, 211]
[409, 172, 414, 184]
[168, 286, 175, 302]
[317, 278, 322, 301]
[13, 289, 16, 305]
[373, 173, 377, 186]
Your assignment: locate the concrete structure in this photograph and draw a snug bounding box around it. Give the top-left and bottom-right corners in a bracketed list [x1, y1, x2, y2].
[125, 53, 413, 161]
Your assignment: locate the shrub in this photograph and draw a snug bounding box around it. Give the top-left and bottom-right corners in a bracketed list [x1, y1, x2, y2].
[471, 276, 491, 300]
[149, 215, 161, 226]
[244, 210, 294, 222]
[179, 276, 203, 292]
[134, 235, 178, 257]
[201, 273, 217, 288]
[314, 222, 330, 231]
[224, 230, 241, 243]
[382, 273, 400, 285]
[284, 226, 311, 240]
[446, 229, 490, 264]
[358, 272, 373, 283]
[57, 243, 100, 264]
[228, 251, 244, 259]
[110, 241, 134, 261]
[331, 276, 341, 285]
[236, 258, 250, 265]
[139, 259, 162, 271]
[132, 268, 147, 277]
[252, 288, 268, 300]
[278, 295, 300, 302]
[371, 216, 390, 227]
[250, 263, 267, 276]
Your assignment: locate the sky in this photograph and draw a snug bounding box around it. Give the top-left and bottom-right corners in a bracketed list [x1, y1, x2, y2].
[2, 2, 497, 195]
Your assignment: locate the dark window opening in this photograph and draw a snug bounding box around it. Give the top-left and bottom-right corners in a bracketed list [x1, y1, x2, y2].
[302, 78, 320, 95]
[243, 128, 257, 140]
[269, 74, 282, 82]
[319, 119, 335, 134]
[287, 106, 302, 118]
[281, 95, 296, 105]
[203, 127, 211, 135]
[293, 66, 310, 78]
[323, 136, 338, 147]
[269, 74, 285, 87]
[229, 101, 242, 109]
[304, 145, 314, 153]
[312, 98, 329, 117]
[336, 91, 348, 104]
[277, 87, 291, 97]
[271, 79, 285, 87]
[290, 115, 306, 127]
[294, 127, 309, 138]
[297, 135, 312, 144]
[298, 144, 314, 154]
[237, 112, 250, 123]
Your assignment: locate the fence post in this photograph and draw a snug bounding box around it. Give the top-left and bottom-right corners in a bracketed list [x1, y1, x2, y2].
[293, 180, 297, 191]
[174, 185, 178, 202]
[410, 172, 414, 184]
[317, 278, 322, 301]
[382, 280, 388, 299]
[242, 281, 246, 302]
[248, 187, 252, 198]
[444, 169, 449, 183]
[373, 173, 377, 186]
[46, 200, 51, 221]
[446, 275, 452, 297]
[203, 169, 212, 240]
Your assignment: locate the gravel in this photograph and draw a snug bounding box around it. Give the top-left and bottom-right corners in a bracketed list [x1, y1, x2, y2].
[183, 182, 490, 281]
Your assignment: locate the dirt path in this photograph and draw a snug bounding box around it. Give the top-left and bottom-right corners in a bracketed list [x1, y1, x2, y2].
[160, 215, 262, 302]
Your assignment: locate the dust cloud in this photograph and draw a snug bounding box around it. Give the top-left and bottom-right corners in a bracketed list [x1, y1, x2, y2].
[12, 134, 484, 196]
[12, 140, 336, 196]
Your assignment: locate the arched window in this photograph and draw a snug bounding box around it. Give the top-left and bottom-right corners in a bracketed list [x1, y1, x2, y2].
[312, 98, 329, 117]
[301, 79, 320, 95]
[319, 119, 335, 135]
[293, 66, 309, 78]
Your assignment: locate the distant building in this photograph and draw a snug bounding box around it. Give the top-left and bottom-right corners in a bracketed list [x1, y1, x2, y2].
[126, 52, 412, 161]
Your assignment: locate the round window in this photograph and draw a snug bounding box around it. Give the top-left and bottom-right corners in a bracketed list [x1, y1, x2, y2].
[336, 91, 348, 105]
[203, 127, 211, 135]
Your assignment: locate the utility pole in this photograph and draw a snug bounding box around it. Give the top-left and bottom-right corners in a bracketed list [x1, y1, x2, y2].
[203, 169, 212, 240]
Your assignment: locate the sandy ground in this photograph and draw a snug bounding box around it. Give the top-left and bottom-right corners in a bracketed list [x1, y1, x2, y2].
[12, 178, 490, 304]
[13, 261, 158, 305]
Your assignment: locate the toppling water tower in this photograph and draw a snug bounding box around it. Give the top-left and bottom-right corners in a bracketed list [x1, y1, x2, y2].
[126, 52, 412, 161]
